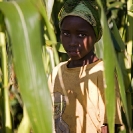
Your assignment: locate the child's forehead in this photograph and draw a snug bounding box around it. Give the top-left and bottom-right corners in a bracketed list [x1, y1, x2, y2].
[61, 16, 93, 30]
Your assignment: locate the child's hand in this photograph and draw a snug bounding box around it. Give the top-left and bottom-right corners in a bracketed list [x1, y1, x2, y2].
[101, 125, 108, 133]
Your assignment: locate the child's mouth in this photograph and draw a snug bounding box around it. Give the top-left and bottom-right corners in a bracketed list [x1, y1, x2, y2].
[68, 51, 80, 56]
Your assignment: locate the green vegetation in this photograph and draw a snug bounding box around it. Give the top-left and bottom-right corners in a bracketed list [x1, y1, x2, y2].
[0, 0, 133, 133]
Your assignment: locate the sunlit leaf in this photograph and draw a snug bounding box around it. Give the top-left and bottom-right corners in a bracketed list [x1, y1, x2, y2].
[45, 40, 66, 53]
[0, 32, 12, 133]
[129, 4, 133, 12]
[44, 0, 54, 20]
[97, 0, 131, 132]
[111, 17, 132, 131]
[97, 1, 122, 133]
[36, 0, 60, 66]
[95, 40, 103, 59]
[108, 2, 125, 9]
[0, 1, 53, 133]
[17, 106, 30, 133]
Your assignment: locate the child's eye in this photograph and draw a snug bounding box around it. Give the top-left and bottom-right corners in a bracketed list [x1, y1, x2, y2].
[62, 32, 70, 36]
[78, 33, 86, 38]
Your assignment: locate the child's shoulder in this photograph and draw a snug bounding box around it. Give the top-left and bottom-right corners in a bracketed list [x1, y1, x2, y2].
[90, 59, 104, 71]
[95, 60, 104, 69]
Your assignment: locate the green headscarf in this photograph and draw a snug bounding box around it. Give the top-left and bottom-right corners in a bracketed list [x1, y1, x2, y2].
[58, 0, 102, 42]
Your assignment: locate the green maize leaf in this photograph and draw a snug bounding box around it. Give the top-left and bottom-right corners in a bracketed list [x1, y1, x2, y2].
[44, 0, 54, 20]
[0, 32, 12, 133]
[0, 1, 53, 133]
[17, 106, 30, 133]
[36, 0, 59, 66]
[111, 20, 125, 51]
[95, 40, 103, 59]
[96, 0, 129, 132]
[97, 1, 131, 132]
[45, 40, 66, 53]
[102, 21, 115, 133]
[35, 0, 56, 42]
[115, 59, 131, 128]
[111, 20, 131, 90]
[111, 32, 122, 52]
[111, 20, 131, 130]
[107, 1, 125, 20]
[107, 0, 116, 3]
[0, 85, 4, 133]
[42, 46, 55, 75]
[108, 2, 125, 9]
[56, 43, 66, 53]
[129, 4, 133, 12]
[97, 1, 116, 133]
[45, 40, 58, 46]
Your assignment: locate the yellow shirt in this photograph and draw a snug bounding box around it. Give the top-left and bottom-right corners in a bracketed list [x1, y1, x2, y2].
[48, 60, 122, 133]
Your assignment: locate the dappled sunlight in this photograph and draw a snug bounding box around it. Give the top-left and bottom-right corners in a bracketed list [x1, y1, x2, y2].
[50, 60, 108, 133]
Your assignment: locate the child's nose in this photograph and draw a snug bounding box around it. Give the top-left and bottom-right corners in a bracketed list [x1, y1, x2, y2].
[70, 35, 77, 46]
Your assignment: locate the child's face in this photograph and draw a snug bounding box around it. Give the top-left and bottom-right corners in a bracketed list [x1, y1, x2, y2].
[60, 16, 96, 60]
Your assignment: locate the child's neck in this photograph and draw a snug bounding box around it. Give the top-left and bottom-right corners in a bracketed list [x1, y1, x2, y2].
[67, 51, 99, 68]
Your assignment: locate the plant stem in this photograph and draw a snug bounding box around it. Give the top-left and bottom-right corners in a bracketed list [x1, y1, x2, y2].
[0, 32, 12, 133]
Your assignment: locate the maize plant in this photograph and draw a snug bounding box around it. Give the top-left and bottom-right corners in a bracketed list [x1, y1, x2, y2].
[0, 0, 133, 133]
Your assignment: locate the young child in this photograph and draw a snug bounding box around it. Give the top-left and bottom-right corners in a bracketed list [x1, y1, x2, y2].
[48, 0, 122, 132]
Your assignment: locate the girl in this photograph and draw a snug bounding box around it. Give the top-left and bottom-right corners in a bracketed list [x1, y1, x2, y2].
[48, 0, 122, 132]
